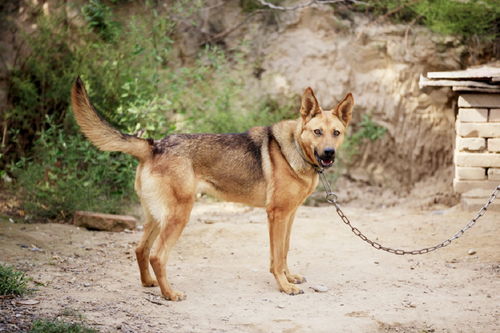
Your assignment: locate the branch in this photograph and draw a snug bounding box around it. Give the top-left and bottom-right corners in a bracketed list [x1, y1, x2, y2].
[203, 0, 366, 44]
[375, 0, 422, 23]
[256, 0, 366, 11]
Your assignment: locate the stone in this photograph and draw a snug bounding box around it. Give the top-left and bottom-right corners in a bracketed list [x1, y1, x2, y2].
[73, 211, 138, 232]
[490, 109, 500, 122]
[462, 187, 497, 198]
[458, 108, 488, 122]
[455, 167, 486, 180]
[461, 197, 500, 212]
[455, 152, 500, 167]
[456, 137, 485, 151]
[458, 94, 500, 108]
[456, 122, 500, 138]
[488, 168, 500, 180]
[488, 138, 500, 152]
[310, 285, 329, 293]
[453, 179, 500, 194]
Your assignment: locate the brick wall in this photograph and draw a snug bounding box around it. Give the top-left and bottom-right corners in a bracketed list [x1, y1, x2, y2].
[453, 94, 500, 209]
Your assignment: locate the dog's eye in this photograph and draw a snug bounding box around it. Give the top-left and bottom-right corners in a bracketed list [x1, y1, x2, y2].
[333, 130, 340, 137]
[313, 129, 322, 136]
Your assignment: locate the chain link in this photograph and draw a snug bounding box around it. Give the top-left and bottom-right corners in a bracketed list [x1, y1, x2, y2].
[318, 171, 500, 255]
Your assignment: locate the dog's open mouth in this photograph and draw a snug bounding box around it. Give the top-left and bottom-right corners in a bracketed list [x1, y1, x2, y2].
[315, 151, 334, 168]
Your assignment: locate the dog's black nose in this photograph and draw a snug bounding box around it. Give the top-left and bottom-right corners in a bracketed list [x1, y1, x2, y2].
[323, 148, 335, 158]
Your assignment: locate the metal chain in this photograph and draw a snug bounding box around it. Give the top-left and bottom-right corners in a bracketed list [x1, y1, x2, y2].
[317, 171, 500, 255]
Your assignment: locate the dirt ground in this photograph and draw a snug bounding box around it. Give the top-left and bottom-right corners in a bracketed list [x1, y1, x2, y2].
[1, 192, 499, 333]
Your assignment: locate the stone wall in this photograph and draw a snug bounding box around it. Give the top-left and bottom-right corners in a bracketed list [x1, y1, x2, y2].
[453, 93, 500, 209]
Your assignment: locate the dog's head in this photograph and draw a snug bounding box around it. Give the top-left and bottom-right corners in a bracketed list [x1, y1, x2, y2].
[297, 87, 354, 169]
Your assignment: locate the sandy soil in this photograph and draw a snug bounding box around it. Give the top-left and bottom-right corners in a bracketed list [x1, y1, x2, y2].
[1, 198, 499, 333]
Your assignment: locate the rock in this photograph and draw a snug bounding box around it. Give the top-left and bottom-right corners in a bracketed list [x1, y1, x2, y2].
[468, 249, 477, 255]
[310, 284, 329, 293]
[16, 299, 39, 306]
[73, 211, 137, 232]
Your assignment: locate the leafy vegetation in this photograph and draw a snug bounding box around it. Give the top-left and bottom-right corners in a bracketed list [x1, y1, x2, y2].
[340, 114, 387, 164]
[82, 0, 121, 42]
[0, 264, 29, 296]
[30, 319, 97, 333]
[358, 0, 499, 40]
[3, 1, 293, 220]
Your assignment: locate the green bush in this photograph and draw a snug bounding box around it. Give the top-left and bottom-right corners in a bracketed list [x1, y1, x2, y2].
[3, 3, 173, 220]
[0, 264, 29, 296]
[356, 0, 499, 40]
[5, 2, 294, 220]
[413, 0, 499, 38]
[14, 117, 136, 220]
[339, 114, 387, 164]
[82, 0, 121, 42]
[30, 319, 97, 333]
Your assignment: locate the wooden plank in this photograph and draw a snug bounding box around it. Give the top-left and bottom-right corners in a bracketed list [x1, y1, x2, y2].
[427, 67, 500, 80]
[419, 75, 500, 89]
[453, 86, 500, 93]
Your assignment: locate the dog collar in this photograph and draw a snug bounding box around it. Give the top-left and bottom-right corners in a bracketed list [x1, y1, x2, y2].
[293, 140, 323, 173]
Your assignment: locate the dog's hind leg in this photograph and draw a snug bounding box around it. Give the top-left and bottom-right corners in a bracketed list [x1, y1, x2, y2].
[283, 210, 306, 284]
[149, 181, 195, 301]
[135, 208, 160, 287]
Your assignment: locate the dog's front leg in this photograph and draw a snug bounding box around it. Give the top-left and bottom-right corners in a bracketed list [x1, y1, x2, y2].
[284, 210, 306, 284]
[267, 207, 304, 295]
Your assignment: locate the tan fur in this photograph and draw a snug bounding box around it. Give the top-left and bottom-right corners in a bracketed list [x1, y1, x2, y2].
[71, 78, 354, 300]
[71, 78, 151, 160]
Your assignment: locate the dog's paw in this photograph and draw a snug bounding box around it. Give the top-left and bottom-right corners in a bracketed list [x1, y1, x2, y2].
[164, 291, 186, 301]
[286, 273, 306, 284]
[281, 284, 304, 296]
[142, 279, 159, 287]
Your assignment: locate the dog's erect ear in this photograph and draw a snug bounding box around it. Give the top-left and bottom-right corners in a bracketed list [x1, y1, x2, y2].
[334, 93, 354, 126]
[300, 87, 321, 121]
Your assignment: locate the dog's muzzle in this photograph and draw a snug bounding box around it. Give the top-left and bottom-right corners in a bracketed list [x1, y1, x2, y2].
[315, 148, 335, 168]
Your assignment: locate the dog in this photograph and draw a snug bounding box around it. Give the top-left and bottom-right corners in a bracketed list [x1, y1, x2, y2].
[71, 77, 353, 300]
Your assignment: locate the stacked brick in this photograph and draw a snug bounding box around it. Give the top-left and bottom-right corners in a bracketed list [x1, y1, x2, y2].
[454, 93, 500, 209]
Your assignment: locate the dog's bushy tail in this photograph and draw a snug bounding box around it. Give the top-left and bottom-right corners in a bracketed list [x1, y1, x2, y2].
[71, 77, 151, 161]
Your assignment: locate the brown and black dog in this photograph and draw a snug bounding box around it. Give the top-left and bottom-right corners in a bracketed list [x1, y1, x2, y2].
[71, 78, 353, 300]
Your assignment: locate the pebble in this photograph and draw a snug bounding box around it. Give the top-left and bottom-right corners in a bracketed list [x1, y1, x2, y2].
[468, 249, 476, 255]
[310, 284, 329, 293]
[16, 299, 39, 306]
